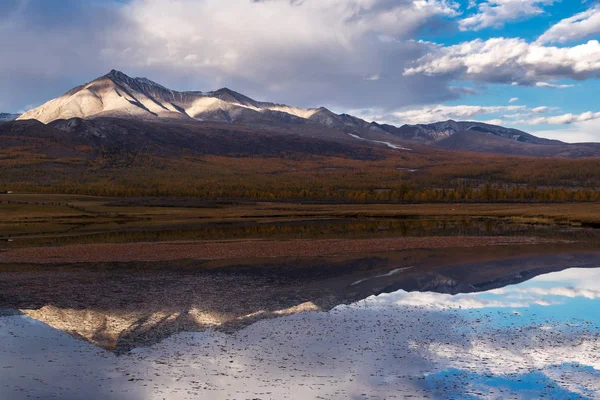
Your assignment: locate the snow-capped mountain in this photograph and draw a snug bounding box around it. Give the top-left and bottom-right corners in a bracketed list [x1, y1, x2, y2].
[17, 70, 327, 125]
[14, 70, 600, 157]
[0, 113, 20, 122]
[15, 70, 554, 145]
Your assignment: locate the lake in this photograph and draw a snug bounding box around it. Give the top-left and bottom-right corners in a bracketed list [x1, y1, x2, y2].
[0, 220, 599, 399]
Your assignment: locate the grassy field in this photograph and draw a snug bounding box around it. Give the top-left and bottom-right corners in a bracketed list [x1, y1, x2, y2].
[1, 145, 600, 202]
[2, 194, 600, 222]
[1, 193, 599, 247]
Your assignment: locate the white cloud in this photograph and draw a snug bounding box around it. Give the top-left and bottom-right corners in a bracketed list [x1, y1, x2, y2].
[532, 118, 600, 143]
[349, 104, 531, 125]
[535, 82, 575, 89]
[492, 282, 600, 300]
[514, 111, 600, 125]
[351, 104, 600, 131]
[509, 97, 519, 103]
[528, 287, 600, 299]
[538, 5, 600, 44]
[99, 0, 462, 109]
[479, 118, 504, 125]
[0, 0, 469, 112]
[404, 38, 600, 86]
[460, 0, 557, 31]
[356, 103, 580, 125]
[531, 106, 549, 113]
[367, 290, 532, 309]
[385, 104, 526, 124]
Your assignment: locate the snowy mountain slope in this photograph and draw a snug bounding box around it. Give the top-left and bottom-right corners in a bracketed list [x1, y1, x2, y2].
[17, 70, 324, 125]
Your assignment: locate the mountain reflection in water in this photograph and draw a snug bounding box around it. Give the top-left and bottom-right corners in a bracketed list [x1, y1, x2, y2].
[1, 244, 598, 353]
[1, 258, 599, 399]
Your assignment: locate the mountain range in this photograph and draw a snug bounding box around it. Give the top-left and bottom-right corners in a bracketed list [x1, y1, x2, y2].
[5, 70, 600, 158]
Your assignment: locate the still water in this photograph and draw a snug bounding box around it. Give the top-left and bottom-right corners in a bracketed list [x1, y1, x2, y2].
[1, 251, 599, 399]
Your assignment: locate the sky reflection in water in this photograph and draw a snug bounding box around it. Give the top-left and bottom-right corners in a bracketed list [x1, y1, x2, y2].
[367, 267, 600, 399]
[1, 267, 599, 399]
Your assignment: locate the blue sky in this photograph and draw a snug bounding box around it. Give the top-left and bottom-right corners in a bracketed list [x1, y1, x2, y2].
[411, 0, 600, 141]
[1, 0, 599, 142]
[428, 1, 593, 44]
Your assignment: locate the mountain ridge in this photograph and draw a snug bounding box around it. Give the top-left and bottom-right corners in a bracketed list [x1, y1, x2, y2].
[17, 69, 328, 125]
[14, 70, 532, 139]
[14, 70, 600, 158]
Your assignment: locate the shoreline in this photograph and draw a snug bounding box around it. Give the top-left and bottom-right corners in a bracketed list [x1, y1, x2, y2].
[0, 236, 558, 264]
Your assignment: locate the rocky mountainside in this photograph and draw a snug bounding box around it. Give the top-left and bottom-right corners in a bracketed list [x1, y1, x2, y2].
[14, 70, 600, 158]
[0, 116, 386, 161]
[385, 120, 560, 145]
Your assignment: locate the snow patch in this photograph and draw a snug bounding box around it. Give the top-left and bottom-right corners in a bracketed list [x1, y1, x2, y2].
[348, 133, 412, 151]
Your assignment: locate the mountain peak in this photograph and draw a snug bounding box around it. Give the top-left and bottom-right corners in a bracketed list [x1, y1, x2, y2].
[102, 70, 172, 94]
[212, 87, 236, 95]
[105, 69, 130, 80]
[205, 87, 260, 107]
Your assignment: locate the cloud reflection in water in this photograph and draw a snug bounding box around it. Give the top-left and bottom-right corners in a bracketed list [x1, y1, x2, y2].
[1, 268, 599, 399]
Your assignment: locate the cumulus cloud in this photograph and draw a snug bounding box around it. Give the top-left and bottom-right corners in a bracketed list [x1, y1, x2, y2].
[509, 97, 519, 103]
[533, 119, 600, 143]
[100, 0, 462, 109]
[404, 38, 600, 86]
[366, 290, 533, 309]
[0, 0, 467, 112]
[351, 103, 598, 128]
[350, 104, 569, 125]
[381, 104, 526, 124]
[459, 0, 557, 31]
[533, 268, 600, 287]
[514, 111, 600, 125]
[538, 5, 600, 44]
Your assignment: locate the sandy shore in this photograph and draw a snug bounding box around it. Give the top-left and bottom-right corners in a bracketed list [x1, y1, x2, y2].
[0, 236, 555, 264]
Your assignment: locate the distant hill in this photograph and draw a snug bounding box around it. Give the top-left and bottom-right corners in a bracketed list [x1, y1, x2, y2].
[0, 113, 20, 122]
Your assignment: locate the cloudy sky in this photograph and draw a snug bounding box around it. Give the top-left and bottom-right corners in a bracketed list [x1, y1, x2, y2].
[1, 0, 599, 142]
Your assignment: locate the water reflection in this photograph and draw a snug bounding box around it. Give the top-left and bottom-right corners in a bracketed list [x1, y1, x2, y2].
[0, 246, 598, 353]
[3, 217, 597, 249]
[373, 264, 600, 312]
[1, 267, 599, 399]
[422, 367, 600, 399]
